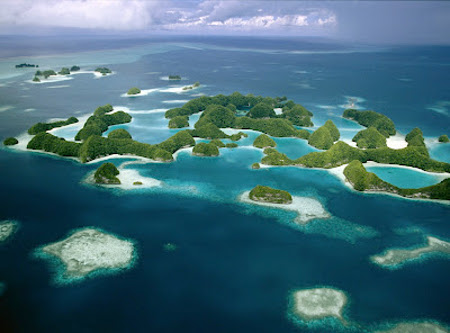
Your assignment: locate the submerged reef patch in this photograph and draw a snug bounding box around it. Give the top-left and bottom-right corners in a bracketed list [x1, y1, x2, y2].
[370, 236, 450, 269]
[34, 227, 137, 285]
[0, 220, 19, 243]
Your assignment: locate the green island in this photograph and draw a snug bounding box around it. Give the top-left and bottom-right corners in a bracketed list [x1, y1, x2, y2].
[343, 160, 450, 200]
[59, 67, 70, 75]
[133, 181, 143, 186]
[94, 162, 120, 184]
[249, 185, 293, 204]
[192, 142, 219, 156]
[252, 162, 260, 169]
[352, 127, 387, 149]
[95, 67, 112, 75]
[127, 87, 141, 95]
[32, 76, 40, 82]
[165, 93, 312, 140]
[343, 109, 396, 137]
[28, 116, 79, 135]
[70, 65, 80, 72]
[168, 75, 181, 80]
[210, 139, 225, 147]
[35, 70, 57, 79]
[253, 134, 276, 148]
[182, 82, 200, 90]
[370, 235, 450, 269]
[290, 287, 349, 325]
[308, 120, 340, 150]
[16, 63, 38, 68]
[3, 137, 18, 146]
[438, 134, 449, 143]
[26, 103, 195, 163]
[34, 227, 136, 284]
[168, 115, 189, 128]
[225, 142, 238, 148]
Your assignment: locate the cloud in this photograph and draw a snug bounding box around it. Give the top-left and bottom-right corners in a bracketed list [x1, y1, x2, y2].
[0, 0, 163, 30]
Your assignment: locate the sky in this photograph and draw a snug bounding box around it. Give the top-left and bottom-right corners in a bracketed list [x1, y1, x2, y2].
[0, 0, 449, 44]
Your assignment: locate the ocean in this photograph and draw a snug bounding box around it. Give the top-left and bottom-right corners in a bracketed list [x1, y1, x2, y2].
[0, 36, 449, 332]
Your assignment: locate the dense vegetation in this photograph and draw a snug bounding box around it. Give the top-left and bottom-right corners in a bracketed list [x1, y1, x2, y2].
[157, 130, 195, 154]
[405, 127, 426, 148]
[210, 139, 225, 147]
[95, 67, 112, 75]
[16, 63, 37, 68]
[344, 160, 450, 200]
[252, 163, 260, 169]
[253, 134, 276, 148]
[59, 67, 70, 75]
[32, 76, 40, 82]
[192, 142, 219, 156]
[182, 82, 200, 90]
[343, 109, 396, 137]
[107, 129, 132, 139]
[438, 134, 449, 143]
[27, 132, 81, 157]
[249, 185, 293, 204]
[323, 120, 340, 141]
[247, 103, 276, 118]
[168, 116, 189, 128]
[35, 70, 57, 79]
[352, 127, 387, 149]
[75, 105, 131, 141]
[94, 163, 120, 184]
[127, 87, 141, 95]
[280, 104, 313, 127]
[308, 125, 334, 150]
[28, 117, 79, 135]
[169, 75, 181, 80]
[261, 140, 450, 173]
[190, 123, 229, 139]
[225, 142, 238, 148]
[3, 137, 18, 146]
[70, 66, 80, 72]
[230, 132, 248, 141]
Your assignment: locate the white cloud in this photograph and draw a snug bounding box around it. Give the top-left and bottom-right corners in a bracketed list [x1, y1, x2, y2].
[0, 0, 162, 30]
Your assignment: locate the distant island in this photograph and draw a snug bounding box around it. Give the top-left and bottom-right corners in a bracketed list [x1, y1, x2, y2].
[16, 63, 38, 68]
[127, 87, 141, 95]
[439, 134, 449, 143]
[3, 137, 18, 146]
[249, 185, 292, 204]
[95, 67, 112, 75]
[182, 82, 200, 90]
[168, 75, 181, 80]
[34, 227, 136, 284]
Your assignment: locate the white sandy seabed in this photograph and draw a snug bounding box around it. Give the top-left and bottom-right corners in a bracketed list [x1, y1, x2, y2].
[239, 191, 330, 224]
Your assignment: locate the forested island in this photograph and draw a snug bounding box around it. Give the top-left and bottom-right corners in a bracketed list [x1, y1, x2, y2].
[16, 63, 38, 68]
[168, 75, 181, 80]
[127, 87, 141, 95]
[95, 67, 112, 75]
[13, 91, 449, 201]
[94, 162, 120, 184]
[343, 160, 450, 200]
[249, 185, 293, 204]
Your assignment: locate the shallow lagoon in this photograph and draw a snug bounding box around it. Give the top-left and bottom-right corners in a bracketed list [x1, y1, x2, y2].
[366, 165, 445, 189]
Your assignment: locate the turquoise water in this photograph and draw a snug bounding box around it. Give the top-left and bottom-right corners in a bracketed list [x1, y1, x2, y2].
[366, 166, 445, 189]
[0, 36, 449, 333]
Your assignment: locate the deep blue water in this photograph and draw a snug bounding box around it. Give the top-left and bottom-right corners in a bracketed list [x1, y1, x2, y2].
[0, 36, 449, 333]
